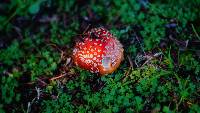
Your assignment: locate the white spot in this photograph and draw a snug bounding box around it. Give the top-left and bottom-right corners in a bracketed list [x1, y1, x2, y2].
[91, 67, 94, 70]
[90, 70, 94, 73]
[85, 59, 91, 64]
[99, 44, 102, 46]
[93, 57, 96, 60]
[97, 55, 101, 57]
[98, 49, 101, 52]
[82, 54, 91, 59]
[80, 57, 84, 62]
[73, 48, 77, 54]
[90, 54, 93, 58]
[96, 39, 99, 41]
[94, 63, 97, 67]
[96, 59, 100, 62]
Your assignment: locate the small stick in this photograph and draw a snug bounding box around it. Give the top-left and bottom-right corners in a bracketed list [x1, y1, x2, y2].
[142, 52, 162, 67]
[122, 55, 133, 82]
[49, 74, 67, 81]
[46, 43, 62, 53]
[135, 34, 146, 56]
[141, 55, 153, 67]
[37, 78, 48, 86]
[127, 55, 133, 69]
[83, 24, 91, 34]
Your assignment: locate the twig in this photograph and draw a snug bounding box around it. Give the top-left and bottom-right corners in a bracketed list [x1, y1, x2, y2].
[35, 87, 42, 100]
[127, 55, 133, 69]
[134, 59, 139, 67]
[122, 67, 132, 82]
[135, 34, 146, 56]
[141, 55, 153, 67]
[46, 43, 62, 53]
[37, 78, 48, 86]
[49, 74, 67, 81]
[26, 87, 41, 113]
[122, 55, 134, 82]
[26, 98, 36, 113]
[60, 51, 65, 62]
[83, 24, 91, 34]
[134, 54, 145, 67]
[141, 52, 162, 67]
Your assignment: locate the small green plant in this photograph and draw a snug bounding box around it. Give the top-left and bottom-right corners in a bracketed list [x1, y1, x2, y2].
[0, 40, 24, 66]
[1, 76, 20, 104]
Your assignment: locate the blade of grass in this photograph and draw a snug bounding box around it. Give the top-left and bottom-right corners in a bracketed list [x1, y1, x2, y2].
[191, 24, 200, 40]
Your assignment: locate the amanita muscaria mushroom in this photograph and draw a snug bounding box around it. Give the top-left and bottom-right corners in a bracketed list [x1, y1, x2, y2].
[72, 27, 124, 75]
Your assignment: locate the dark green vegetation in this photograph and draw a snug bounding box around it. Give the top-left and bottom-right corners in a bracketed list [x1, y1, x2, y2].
[0, 0, 200, 112]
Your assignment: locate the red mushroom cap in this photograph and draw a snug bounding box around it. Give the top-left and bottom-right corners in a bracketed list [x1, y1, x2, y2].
[72, 27, 124, 75]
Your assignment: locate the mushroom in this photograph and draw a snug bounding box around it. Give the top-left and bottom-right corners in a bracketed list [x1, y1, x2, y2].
[72, 27, 124, 75]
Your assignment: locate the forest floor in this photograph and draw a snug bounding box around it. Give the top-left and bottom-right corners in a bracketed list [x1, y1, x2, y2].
[0, 0, 200, 113]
